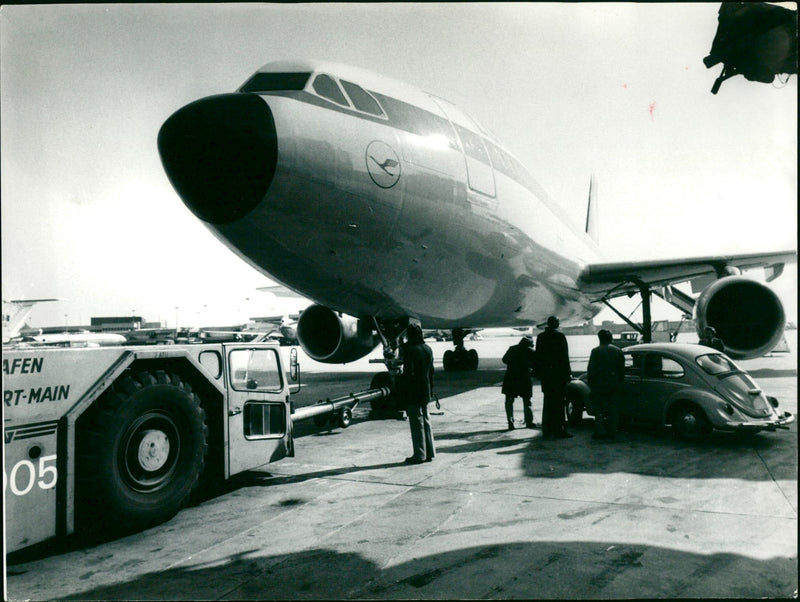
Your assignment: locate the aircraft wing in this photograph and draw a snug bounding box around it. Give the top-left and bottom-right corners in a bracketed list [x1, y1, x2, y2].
[577, 250, 796, 298]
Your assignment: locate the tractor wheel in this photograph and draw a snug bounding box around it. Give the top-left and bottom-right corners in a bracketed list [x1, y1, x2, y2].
[76, 370, 207, 533]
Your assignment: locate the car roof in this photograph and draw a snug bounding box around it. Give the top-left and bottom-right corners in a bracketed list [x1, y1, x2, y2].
[624, 343, 717, 358]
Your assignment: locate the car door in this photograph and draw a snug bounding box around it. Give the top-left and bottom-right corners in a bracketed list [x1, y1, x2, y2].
[637, 352, 688, 423]
[617, 351, 644, 420]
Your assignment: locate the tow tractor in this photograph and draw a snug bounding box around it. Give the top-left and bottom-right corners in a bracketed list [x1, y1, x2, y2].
[3, 341, 388, 553]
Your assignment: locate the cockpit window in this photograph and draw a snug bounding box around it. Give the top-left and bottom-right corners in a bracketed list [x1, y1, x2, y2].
[312, 74, 349, 106]
[241, 72, 311, 93]
[340, 80, 385, 117]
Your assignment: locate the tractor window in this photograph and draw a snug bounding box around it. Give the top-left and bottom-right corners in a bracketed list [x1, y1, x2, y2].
[243, 402, 286, 438]
[312, 74, 349, 106]
[199, 351, 222, 379]
[229, 348, 282, 392]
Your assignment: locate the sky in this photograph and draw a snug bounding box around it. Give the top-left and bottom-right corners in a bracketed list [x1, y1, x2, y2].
[1, 3, 797, 330]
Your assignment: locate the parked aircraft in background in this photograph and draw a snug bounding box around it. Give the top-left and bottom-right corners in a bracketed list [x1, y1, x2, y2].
[3, 299, 127, 347]
[158, 60, 795, 388]
[2, 298, 61, 344]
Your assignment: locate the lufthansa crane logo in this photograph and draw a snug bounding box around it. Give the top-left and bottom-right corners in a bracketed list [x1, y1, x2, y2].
[366, 140, 401, 189]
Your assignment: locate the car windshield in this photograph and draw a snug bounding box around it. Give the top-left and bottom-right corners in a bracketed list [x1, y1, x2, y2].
[695, 353, 739, 377]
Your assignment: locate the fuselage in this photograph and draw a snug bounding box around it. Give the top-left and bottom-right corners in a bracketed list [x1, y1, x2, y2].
[159, 60, 603, 329]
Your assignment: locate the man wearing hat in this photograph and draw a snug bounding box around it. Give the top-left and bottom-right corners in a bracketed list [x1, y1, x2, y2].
[536, 316, 573, 438]
[501, 335, 538, 430]
[699, 326, 725, 352]
[401, 320, 436, 464]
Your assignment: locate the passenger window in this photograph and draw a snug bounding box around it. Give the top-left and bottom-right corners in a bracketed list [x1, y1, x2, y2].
[229, 348, 282, 392]
[625, 354, 640, 376]
[312, 74, 349, 106]
[661, 358, 685, 379]
[643, 354, 663, 378]
[341, 80, 384, 116]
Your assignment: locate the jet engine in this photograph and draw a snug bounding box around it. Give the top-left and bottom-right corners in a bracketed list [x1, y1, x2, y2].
[296, 305, 380, 363]
[694, 276, 785, 359]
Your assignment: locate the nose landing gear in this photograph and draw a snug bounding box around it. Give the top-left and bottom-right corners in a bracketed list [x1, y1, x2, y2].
[442, 328, 479, 371]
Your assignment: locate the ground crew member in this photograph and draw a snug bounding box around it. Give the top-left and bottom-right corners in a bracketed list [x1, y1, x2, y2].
[402, 321, 436, 464]
[536, 316, 573, 438]
[501, 335, 537, 430]
[587, 329, 625, 440]
[699, 326, 725, 352]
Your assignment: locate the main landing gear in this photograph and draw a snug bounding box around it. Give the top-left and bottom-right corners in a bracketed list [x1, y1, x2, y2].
[442, 328, 479, 371]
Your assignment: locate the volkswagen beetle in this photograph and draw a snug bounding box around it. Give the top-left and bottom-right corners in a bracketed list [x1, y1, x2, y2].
[565, 343, 794, 441]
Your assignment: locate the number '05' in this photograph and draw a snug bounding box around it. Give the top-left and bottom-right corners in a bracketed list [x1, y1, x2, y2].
[4, 455, 58, 495]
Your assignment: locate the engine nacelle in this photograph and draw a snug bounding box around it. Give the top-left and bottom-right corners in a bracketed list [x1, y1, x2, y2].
[694, 276, 785, 359]
[296, 304, 379, 363]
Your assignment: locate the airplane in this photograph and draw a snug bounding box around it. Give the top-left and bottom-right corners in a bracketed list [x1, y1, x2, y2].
[2, 298, 61, 344]
[157, 59, 795, 398]
[3, 299, 127, 347]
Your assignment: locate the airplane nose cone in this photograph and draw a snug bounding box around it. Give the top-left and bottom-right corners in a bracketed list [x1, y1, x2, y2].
[158, 93, 277, 224]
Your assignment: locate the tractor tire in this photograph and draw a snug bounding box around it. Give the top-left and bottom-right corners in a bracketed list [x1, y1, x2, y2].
[76, 370, 208, 533]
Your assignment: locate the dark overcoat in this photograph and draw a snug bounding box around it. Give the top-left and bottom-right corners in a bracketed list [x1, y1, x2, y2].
[403, 342, 434, 405]
[535, 327, 572, 394]
[587, 343, 625, 394]
[502, 342, 536, 398]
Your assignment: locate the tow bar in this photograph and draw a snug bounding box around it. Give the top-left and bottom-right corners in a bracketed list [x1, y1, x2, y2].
[291, 387, 391, 428]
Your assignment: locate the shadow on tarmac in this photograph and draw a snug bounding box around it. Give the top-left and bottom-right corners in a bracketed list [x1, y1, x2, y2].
[47, 541, 796, 600]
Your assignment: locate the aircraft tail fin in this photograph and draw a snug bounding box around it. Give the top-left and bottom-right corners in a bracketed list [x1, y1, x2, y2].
[585, 174, 599, 245]
[2, 298, 61, 342]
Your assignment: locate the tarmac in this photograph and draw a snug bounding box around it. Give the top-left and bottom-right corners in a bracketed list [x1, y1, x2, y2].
[4, 334, 797, 600]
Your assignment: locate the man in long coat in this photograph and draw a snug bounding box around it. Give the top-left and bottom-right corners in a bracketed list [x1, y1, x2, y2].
[401, 322, 436, 464]
[502, 336, 537, 430]
[587, 329, 625, 440]
[536, 316, 573, 438]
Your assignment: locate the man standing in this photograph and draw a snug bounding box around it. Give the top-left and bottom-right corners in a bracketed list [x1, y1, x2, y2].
[698, 326, 725, 352]
[501, 336, 537, 430]
[402, 321, 436, 464]
[587, 329, 625, 440]
[536, 316, 573, 438]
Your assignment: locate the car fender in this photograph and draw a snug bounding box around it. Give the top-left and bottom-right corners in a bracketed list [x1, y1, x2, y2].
[662, 388, 720, 426]
[566, 379, 592, 414]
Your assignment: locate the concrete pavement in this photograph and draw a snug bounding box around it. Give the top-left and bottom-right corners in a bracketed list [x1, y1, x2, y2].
[5, 340, 797, 600]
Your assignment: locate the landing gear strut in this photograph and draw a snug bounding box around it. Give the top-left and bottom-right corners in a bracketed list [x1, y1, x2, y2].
[368, 318, 409, 419]
[442, 328, 479, 371]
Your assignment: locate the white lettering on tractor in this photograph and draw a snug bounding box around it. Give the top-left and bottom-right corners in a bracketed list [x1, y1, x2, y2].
[3, 455, 57, 496]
